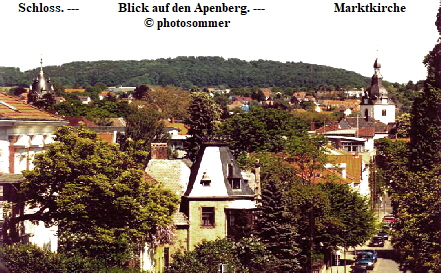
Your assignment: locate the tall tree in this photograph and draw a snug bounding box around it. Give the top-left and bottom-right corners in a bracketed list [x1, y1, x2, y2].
[253, 177, 301, 272]
[132, 85, 151, 100]
[146, 86, 190, 120]
[318, 182, 376, 248]
[391, 5, 441, 272]
[408, 6, 441, 171]
[184, 92, 221, 161]
[220, 107, 308, 155]
[12, 126, 179, 266]
[121, 101, 169, 153]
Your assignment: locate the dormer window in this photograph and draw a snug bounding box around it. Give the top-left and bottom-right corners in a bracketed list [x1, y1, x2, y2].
[229, 178, 241, 189]
[200, 172, 211, 187]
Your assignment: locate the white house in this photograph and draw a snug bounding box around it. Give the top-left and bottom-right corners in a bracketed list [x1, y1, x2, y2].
[0, 92, 66, 251]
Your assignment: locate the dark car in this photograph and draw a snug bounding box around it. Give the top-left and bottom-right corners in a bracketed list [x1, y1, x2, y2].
[352, 265, 368, 273]
[370, 236, 385, 247]
[354, 252, 375, 270]
[378, 230, 389, 240]
[357, 249, 378, 262]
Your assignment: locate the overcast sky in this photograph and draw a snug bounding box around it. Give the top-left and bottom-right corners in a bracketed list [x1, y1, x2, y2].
[1, 0, 439, 84]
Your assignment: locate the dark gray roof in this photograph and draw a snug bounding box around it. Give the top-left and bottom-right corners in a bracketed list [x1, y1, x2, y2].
[184, 144, 254, 197]
[0, 174, 25, 183]
[339, 117, 392, 133]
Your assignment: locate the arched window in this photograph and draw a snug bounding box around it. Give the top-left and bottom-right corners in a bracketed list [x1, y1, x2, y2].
[382, 109, 386, 116]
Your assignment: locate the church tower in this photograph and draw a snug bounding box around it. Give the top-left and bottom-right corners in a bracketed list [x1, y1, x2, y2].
[28, 57, 54, 105]
[359, 59, 395, 124]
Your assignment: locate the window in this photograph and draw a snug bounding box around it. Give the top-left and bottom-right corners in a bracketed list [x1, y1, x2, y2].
[229, 178, 241, 189]
[201, 207, 215, 227]
[382, 109, 386, 116]
[164, 247, 170, 268]
[200, 172, 211, 187]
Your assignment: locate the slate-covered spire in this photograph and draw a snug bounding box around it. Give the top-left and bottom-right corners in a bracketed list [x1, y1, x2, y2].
[361, 58, 391, 105]
[28, 56, 54, 105]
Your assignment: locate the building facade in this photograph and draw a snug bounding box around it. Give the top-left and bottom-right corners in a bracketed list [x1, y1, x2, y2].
[359, 59, 396, 125]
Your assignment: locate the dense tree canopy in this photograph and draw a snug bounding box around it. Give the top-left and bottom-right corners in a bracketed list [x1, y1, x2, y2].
[13, 126, 179, 265]
[245, 152, 375, 273]
[184, 92, 221, 161]
[165, 237, 277, 273]
[8, 57, 370, 88]
[122, 101, 169, 150]
[387, 5, 441, 272]
[219, 107, 308, 154]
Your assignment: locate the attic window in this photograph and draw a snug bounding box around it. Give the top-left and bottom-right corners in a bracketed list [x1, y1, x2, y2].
[229, 178, 241, 189]
[200, 172, 211, 187]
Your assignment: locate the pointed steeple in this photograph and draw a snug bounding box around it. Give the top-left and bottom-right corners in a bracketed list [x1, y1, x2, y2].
[28, 56, 54, 106]
[359, 58, 395, 124]
[361, 58, 390, 105]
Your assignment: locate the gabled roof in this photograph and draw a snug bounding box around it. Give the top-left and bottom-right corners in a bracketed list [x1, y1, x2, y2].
[184, 144, 254, 198]
[146, 159, 191, 196]
[164, 120, 188, 135]
[339, 117, 392, 133]
[0, 92, 63, 121]
[232, 96, 252, 102]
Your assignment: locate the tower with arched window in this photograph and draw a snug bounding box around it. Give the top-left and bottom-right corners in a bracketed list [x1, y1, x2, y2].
[359, 59, 396, 125]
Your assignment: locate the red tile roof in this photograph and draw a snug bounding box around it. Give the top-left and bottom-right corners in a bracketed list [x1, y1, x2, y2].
[0, 93, 63, 120]
[357, 127, 375, 137]
[64, 117, 97, 127]
[96, 132, 114, 143]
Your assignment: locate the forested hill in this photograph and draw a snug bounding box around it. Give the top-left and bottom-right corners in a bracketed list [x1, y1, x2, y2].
[1, 57, 370, 88]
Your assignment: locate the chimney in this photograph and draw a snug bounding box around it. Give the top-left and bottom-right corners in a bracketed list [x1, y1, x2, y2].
[151, 143, 168, 160]
[336, 138, 342, 149]
[340, 163, 347, 179]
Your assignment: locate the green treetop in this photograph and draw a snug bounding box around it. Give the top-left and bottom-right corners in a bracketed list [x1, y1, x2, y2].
[13, 126, 179, 266]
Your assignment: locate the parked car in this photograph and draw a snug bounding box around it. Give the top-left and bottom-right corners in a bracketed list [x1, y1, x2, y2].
[355, 252, 375, 270]
[352, 265, 368, 273]
[369, 236, 385, 247]
[381, 222, 392, 230]
[382, 215, 395, 226]
[357, 249, 378, 261]
[378, 230, 389, 240]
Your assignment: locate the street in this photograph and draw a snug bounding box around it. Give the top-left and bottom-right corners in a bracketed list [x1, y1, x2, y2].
[326, 195, 401, 273]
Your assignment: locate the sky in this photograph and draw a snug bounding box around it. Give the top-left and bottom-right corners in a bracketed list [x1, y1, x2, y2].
[1, 0, 439, 84]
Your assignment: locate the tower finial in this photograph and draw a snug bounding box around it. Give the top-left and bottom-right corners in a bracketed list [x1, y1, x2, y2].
[40, 54, 43, 74]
